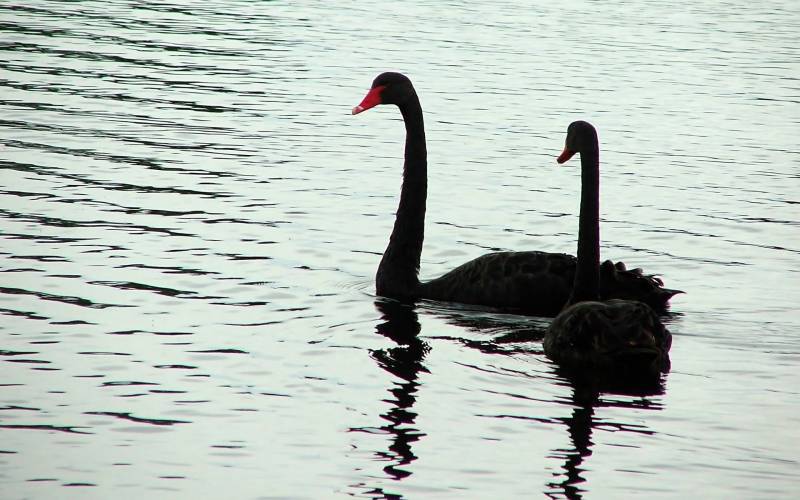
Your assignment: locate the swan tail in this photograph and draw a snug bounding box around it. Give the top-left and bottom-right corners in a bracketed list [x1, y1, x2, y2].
[599, 260, 682, 313]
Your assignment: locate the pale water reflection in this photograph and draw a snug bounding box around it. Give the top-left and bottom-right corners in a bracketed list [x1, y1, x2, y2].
[1, 0, 799, 498]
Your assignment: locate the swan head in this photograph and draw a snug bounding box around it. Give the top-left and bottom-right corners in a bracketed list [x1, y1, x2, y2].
[352, 72, 416, 114]
[557, 120, 598, 164]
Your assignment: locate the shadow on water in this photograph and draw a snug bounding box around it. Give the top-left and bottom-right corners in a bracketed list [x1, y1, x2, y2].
[349, 299, 430, 499]
[425, 301, 548, 354]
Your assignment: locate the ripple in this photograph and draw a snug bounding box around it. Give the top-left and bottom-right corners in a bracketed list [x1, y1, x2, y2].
[0, 424, 90, 434]
[85, 411, 190, 426]
[0, 0, 798, 498]
[0, 286, 126, 309]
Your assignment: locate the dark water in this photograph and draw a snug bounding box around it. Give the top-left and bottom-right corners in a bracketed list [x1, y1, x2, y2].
[1, 1, 798, 498]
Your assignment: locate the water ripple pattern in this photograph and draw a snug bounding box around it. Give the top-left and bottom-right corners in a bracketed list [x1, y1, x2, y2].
[1, 0, 798, 498]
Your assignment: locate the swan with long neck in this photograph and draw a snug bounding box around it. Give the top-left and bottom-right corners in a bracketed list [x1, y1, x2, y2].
[353, 73, 680, 316]
[543, 121, 671, 373]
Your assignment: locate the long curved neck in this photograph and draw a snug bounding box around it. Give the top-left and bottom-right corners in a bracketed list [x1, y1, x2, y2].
[376, 93, 427, 300]
[568, 139, 600, 306]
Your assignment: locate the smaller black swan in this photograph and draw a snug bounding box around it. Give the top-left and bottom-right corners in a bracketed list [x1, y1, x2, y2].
[543, 121, 671, 374]
[353, 72, 680, 316]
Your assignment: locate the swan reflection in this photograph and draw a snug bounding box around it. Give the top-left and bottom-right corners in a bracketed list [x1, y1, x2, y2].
[429, 304, 668, 500]
[545, 370, 666, 500]
[349, 299, 429, 496]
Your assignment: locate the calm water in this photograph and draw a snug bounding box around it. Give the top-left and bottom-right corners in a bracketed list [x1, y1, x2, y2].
[1, 1, 799, 498]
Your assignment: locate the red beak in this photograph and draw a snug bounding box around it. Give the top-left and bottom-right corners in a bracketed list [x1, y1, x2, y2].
[352, 85, 386, 115]
[557, 147, 577, 164]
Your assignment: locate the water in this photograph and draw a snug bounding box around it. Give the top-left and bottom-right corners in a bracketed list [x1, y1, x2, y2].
[1, 0, 798, 498]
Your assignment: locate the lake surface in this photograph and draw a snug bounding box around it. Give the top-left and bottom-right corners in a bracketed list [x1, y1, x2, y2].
[1, 0, 798, 498]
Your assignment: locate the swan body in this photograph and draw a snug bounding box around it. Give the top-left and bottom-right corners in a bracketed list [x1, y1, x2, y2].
[421, 250, 674, 316]
[353, 73, 680, 317]
[543, 121, 672, 373]
[544, 299, 671, 373]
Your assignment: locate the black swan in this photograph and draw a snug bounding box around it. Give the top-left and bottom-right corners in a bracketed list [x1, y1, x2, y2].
[352, 72, 680, 316]
[543, 121, 672, 373]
